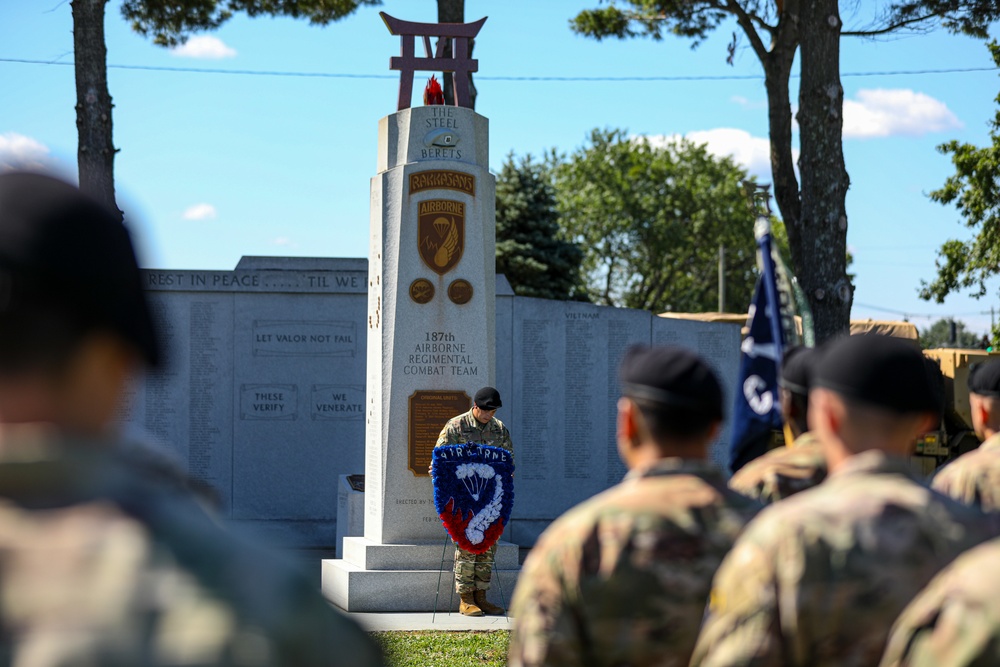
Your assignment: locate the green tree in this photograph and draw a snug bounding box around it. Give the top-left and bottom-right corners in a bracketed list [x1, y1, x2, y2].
[920, 41, 1000, 345]
[120, 0, 380, 45]
[72, 0, 378, 217]
[495, 154, 587, 301]
[570, 1, 1000, 342]
[555, 128, 766, 313]
[919, 318, 982, 349]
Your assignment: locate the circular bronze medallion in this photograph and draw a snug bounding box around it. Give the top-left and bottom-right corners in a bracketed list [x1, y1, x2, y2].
[448, 279, 473, 305]
[409, 278, 435, 304]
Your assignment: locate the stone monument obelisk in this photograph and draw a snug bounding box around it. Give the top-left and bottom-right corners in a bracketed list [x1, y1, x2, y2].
[322, 13, 519, 612]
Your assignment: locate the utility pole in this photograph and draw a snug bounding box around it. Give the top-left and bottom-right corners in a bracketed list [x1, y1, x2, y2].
[718, 245, 725, 313]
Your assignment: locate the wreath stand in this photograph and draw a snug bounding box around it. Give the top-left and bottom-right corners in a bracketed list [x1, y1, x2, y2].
[431, 532, 509, 622]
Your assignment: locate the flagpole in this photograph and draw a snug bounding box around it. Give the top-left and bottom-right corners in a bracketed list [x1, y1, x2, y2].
[718, 245, 725, 312]
[728, 182, 788, 473]
[746, 183, 784, 355]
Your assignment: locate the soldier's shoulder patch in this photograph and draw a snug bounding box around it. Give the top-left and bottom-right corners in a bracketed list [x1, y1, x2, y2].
[709, 587, 726, 613]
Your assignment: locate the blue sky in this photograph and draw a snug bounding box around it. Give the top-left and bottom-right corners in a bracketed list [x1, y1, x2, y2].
[2, 1, 1000, 335]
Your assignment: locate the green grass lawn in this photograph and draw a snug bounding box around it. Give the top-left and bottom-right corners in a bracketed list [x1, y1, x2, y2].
[373, 631, 510, 667]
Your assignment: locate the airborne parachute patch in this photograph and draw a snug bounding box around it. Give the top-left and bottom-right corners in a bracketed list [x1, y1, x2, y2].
[417, 199, 464, 276]
[432, 443, 515, 554]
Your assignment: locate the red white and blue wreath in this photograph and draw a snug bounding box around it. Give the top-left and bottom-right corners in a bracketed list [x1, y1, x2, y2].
[432, 443, 515, 554]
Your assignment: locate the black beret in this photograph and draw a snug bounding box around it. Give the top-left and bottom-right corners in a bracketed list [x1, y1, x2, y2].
[968, 360, 1000, 398]
[779, 346, 817, 396]
[812, 334, 936, 414]
[474, 386, 502, 410]
[0, 172, 160, 366]
[619, 345, 724, 420]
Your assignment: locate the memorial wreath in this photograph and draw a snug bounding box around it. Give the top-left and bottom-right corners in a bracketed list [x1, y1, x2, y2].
[431, 442, 514, 554]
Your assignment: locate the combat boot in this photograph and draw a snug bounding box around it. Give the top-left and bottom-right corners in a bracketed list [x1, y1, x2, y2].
[474, 590, 505, 615]
[459, 592, 484, 617]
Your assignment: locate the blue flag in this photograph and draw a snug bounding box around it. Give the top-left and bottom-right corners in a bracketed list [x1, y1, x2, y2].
[728, 225, 786, 474]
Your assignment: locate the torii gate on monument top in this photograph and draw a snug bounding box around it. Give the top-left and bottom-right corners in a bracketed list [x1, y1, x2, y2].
[380, 12, 487, 111]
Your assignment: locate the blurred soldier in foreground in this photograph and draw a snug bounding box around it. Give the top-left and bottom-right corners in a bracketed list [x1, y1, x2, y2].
[728, 346, 826, 503]
[0, 172, 383, 666]
[507, 345, 760, 667]
[434, 386, 513, 616]
[691, 334, 996, 667]
[879, 535, 1000, 666]
[931, 359, 1000, 511]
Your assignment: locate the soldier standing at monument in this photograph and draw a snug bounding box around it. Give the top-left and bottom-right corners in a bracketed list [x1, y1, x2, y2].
[728, 346, 827, 503]
[0, 172, 384, 666]
[506, 346, 761, 666]
[691, 334, 996, 667]
[930, 359, 1000, 511]
[434, 386, 514, 616]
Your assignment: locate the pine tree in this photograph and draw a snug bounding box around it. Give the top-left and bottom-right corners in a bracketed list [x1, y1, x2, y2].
[495, 154, 587, 301]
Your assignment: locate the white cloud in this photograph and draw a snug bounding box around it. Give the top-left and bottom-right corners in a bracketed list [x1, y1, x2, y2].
[687, 128, 774, 178]
[271, 237, 298, 248]
[182, 203, 217, 220]
[642, 128, 786, 181]
[843, 89, 961, 139]
[170, 35, 237, 59]
[0, 132, 51, 172]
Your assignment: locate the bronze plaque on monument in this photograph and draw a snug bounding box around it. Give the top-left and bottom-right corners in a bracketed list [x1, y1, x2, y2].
[448, 279, 473, 305]
[418, 200, 464, 275]
[409, 278, 434, 304]
[408, 389, 470, 476]
[409, 170, 476, 197]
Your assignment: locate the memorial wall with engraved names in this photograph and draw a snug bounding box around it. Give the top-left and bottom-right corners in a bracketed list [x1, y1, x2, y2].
[122, 257, 369, 547]
[505, 298, 740, 545]
[127, 257, 740, 548]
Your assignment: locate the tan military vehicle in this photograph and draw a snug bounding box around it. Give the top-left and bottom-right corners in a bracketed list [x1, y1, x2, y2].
[658, 313, 995, 476]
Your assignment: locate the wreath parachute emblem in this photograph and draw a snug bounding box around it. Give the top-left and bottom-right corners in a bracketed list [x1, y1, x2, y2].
[431, 443, 515, 554]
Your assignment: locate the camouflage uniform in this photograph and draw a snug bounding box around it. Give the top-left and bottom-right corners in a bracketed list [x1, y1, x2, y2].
[728, 432, 827, 504]
[0, 436, 384, 667]
[931, 433, 1000, 511]
[435, 408, 514, 593]
[691, 450, 997, 667]
[507, 458, 761, 667]
[879, 536, 1000, 667]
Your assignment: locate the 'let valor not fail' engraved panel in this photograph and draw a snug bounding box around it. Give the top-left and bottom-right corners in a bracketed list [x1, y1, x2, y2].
[252, 320, 357, 357]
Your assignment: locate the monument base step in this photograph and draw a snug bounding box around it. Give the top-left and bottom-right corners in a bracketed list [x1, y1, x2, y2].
[341, 536, 519, 570]
[322, 557, 520, 612]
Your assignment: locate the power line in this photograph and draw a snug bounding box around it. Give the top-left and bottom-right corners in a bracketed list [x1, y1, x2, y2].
[0, 57, 395, 79]
[0, 56, 995, 81]
[853, 301, 992, 320]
